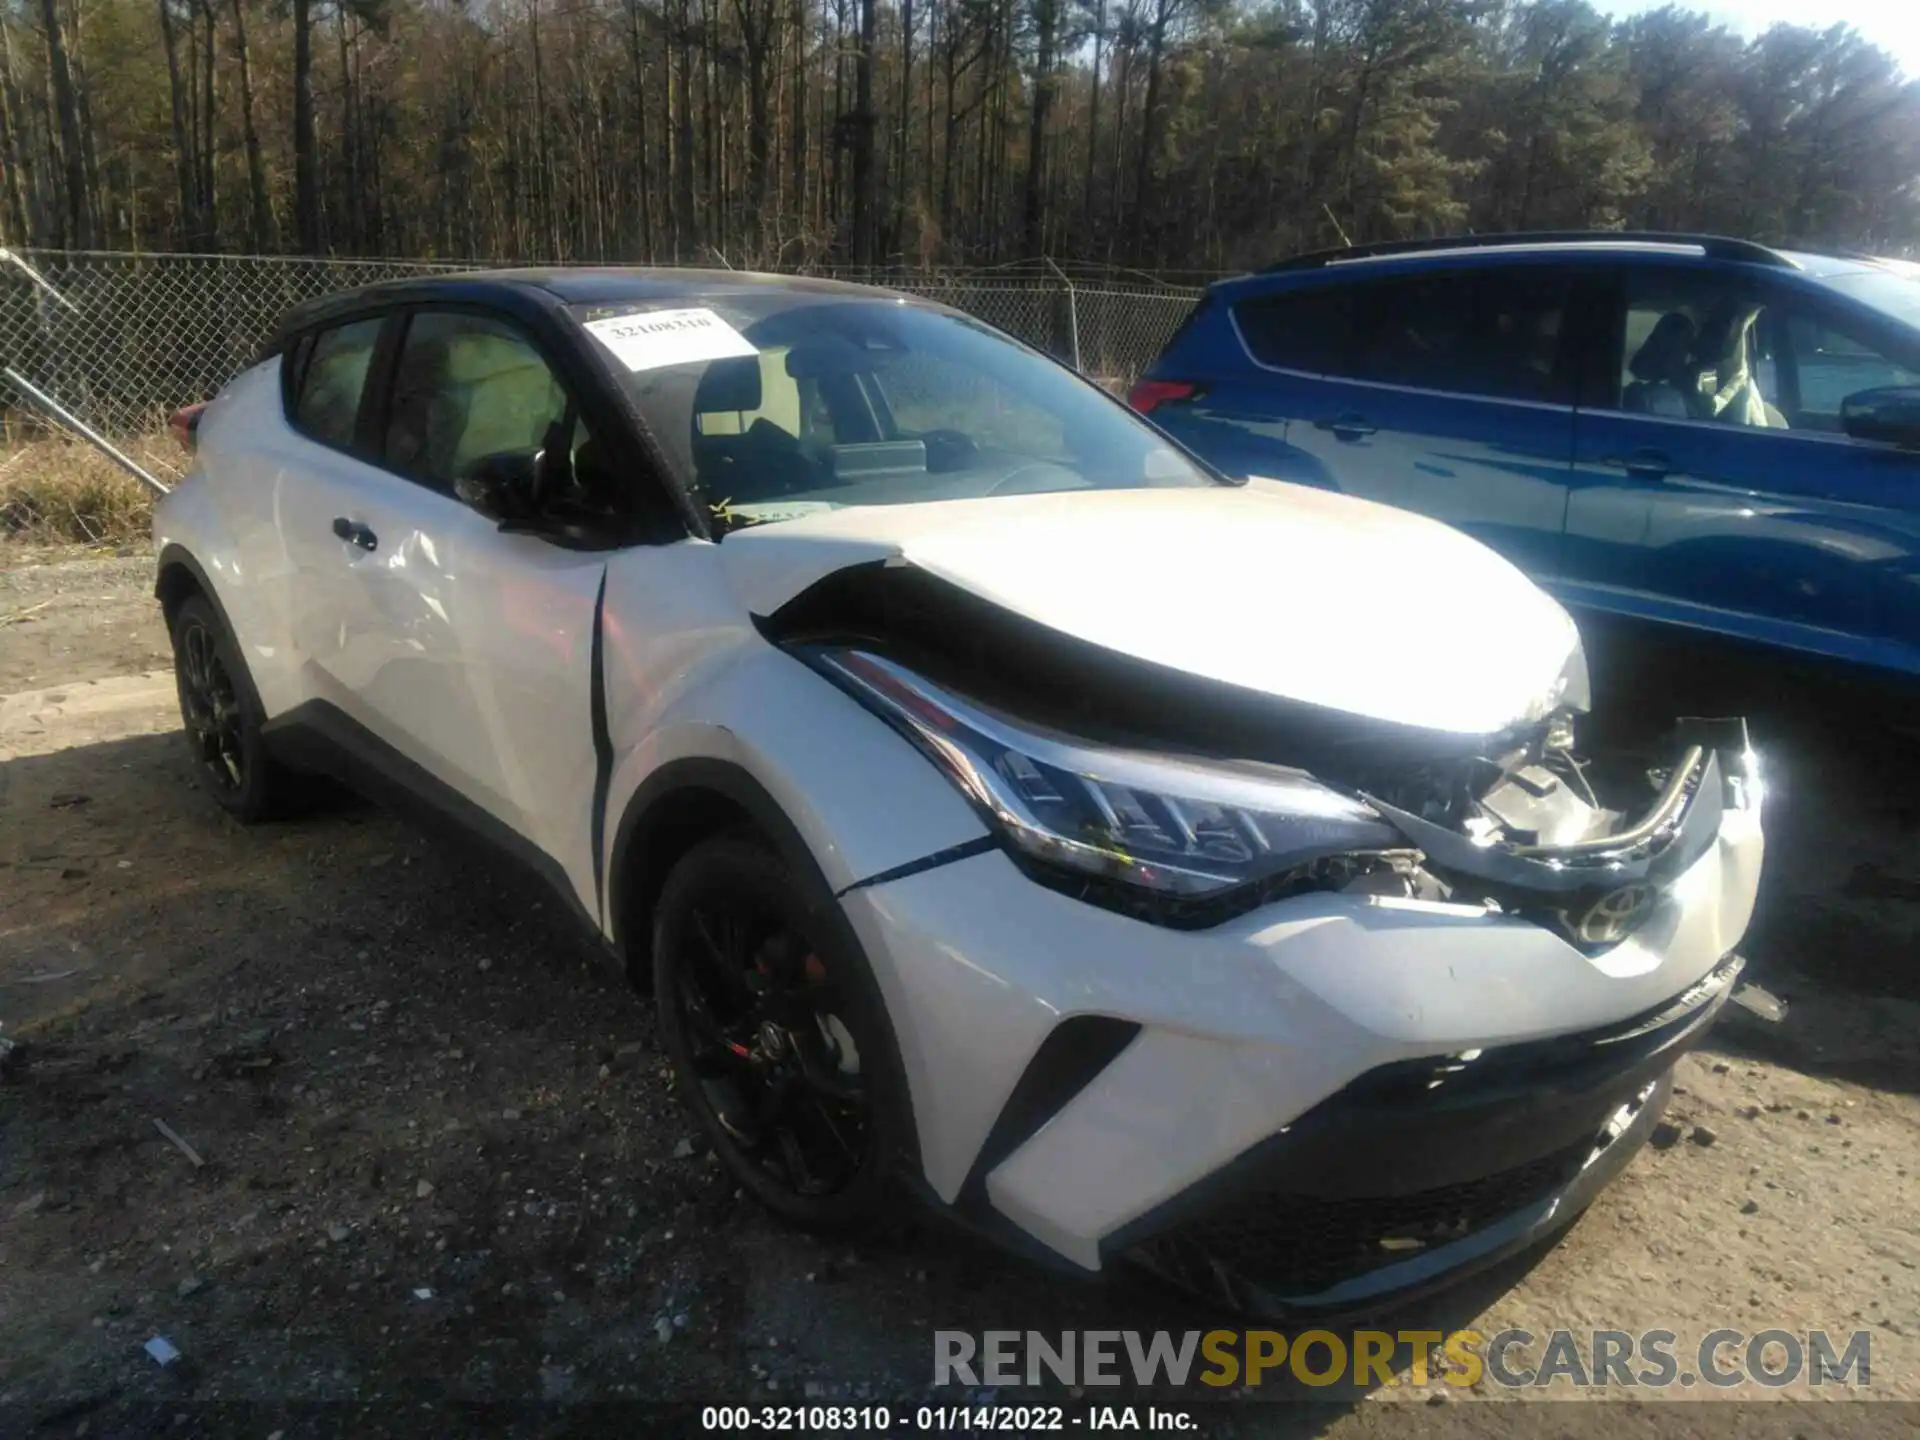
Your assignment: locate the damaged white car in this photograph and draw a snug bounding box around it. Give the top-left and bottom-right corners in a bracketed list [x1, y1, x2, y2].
[154, 269, 1764, 1317]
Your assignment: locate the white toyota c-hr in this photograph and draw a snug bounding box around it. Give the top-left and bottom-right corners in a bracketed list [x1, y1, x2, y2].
[155, 269, 1764, 1318]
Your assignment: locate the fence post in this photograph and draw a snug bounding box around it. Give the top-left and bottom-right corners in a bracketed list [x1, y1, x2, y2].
[1044, 256, 1081, 372]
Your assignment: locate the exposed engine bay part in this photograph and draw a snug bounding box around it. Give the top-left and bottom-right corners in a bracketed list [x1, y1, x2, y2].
[1365, 721, 1758, 952]
[1371, 747, 1716, 888]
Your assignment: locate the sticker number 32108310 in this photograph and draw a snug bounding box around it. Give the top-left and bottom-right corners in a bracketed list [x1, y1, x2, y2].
[583, 307, 758, 373]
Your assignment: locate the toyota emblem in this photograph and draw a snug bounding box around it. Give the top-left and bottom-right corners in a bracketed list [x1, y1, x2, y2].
[1575, 884, 1657, 946]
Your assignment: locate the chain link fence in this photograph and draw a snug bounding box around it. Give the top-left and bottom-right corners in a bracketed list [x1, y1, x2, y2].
[0, 249, 1201, 550]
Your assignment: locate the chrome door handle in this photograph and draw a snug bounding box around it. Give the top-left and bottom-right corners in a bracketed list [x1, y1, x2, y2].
[1604, 449, 1672, 479]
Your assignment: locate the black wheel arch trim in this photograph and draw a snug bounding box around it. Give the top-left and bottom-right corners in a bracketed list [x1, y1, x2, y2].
[155, 543, 277, 741]
[609, 758, 844, 956]
[155, 543, 235, 637]
[608, 757, 992, 955]
[610, 756, 948, 1180]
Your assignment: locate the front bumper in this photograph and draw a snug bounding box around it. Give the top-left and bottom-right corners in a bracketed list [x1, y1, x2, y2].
[1120, 953, 1740, 1317]
[837, 754, 1762, 1297]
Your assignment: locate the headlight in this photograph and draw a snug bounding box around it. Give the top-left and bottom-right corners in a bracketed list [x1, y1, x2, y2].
[1528, 637, 1590, 724]
[807, 648, 1404, 907]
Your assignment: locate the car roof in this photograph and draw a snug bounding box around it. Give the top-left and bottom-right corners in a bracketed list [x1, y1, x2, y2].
[1206, 233, 1919, 305]
[475, 266, 903, 305]
[270, 266, 917, 349]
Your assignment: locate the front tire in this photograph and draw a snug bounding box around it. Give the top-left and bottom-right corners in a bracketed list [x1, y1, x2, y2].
[651, 832, 906, 1230]
[169, 594, 293, 822]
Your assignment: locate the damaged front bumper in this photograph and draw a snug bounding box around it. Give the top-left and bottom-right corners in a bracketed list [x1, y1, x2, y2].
[1364, 718, 1761, 955]
[1119, 953, 1744, 1319]
[834, 700, 1763, 1304]
[1096, 723, 1766, 1318]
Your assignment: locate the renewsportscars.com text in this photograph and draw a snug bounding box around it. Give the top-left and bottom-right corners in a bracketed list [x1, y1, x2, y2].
[933, 1328, 1871, 1390]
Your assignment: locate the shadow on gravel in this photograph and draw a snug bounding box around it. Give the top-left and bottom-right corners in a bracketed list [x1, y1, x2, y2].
[1577, 614, 1920, 1097]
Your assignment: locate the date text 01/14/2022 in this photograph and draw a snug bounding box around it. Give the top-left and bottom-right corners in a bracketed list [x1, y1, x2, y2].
[698, 1404, 1200, 1431]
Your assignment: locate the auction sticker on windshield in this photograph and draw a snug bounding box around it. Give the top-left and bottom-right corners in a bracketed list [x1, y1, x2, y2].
[584, 307, 757, 371]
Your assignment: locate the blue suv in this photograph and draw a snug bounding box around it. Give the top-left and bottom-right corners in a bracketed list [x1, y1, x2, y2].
[1135, 233, 1920, 679]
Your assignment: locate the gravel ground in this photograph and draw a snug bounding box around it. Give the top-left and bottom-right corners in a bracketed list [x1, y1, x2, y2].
[0, 549, 170, 692]
[1, 548, 1917, 1438]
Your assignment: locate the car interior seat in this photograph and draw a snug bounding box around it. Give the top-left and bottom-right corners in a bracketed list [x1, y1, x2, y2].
[692, 356, 812, 500]
[1698, 304, 1788, 428]
[1622, 312, 1701, 418]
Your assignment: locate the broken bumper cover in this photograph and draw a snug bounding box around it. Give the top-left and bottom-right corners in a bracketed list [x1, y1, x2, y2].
[1368, 719, 1760, 953]
[1117, 953, 1742, 1319]
[836, 735, 1762, 1299]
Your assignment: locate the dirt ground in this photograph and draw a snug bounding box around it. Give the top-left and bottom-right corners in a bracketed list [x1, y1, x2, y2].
[2, 548, 1918, 1438]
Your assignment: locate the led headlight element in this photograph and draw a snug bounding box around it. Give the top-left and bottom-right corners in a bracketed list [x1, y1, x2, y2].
[811, 648, 1402, 898]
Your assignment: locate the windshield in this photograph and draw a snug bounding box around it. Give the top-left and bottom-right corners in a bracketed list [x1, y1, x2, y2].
[570, 295, 1224, 526]
[1826, 265, 1920, 331]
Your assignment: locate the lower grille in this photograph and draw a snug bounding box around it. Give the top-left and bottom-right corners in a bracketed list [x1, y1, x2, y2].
[1131, 1137, 1593, 1302]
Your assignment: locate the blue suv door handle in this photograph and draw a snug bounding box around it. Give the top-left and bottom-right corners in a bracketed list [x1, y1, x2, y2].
[1603, 448, 1673, 479]
[1315, 412, 1377, 441]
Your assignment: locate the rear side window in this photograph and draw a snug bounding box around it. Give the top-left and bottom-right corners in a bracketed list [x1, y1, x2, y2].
[1236, 270, 1573, 404]
[291, 316, 384, 449]
[1233, 287, 1350, 373]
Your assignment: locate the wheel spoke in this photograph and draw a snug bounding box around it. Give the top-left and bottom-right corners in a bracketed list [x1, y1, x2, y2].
[801, 1089, 861, 1162]
[176, 623, 246, 795]
[691, 908, 763, 1005]
[670, 893, 870, 1200]
[774, 1124, 819, 1193]
[753, 1070, 799, 1131]
[187, 628, 213, 692]
[682, 992, 754, 1074]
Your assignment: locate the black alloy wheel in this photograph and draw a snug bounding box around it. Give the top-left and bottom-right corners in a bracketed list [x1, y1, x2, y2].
[168, 594, 292, 821]
[653, 834, 897, 1227]
[176, 612, 246, 795]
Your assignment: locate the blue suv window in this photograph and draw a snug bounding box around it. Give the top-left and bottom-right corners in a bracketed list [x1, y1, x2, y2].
[1783, 307, 1920, 431]
[1233, 269, 1573, 404]
[1611, 269, 1779, 426]
[1608, 268, 1920, 434]
[1232, 287, 1348, 373]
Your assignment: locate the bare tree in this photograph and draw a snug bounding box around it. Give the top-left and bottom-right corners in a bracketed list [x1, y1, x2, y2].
[37, 0, 91, 246]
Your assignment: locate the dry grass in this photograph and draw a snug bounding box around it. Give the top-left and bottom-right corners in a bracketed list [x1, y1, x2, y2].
[0, 431, 175, 548]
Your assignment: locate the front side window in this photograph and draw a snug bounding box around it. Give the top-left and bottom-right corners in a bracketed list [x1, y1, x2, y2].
[1781, 306, 1920, 432]
[291, 315, 384, 449]
[384, 311, 572, 491]
[1609, 269, 1782, 427]
[1608, 268, 1920, 436]
[579, 297, 1221, 525]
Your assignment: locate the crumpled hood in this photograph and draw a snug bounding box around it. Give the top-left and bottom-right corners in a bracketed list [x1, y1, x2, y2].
[720, 481, 1583, 734]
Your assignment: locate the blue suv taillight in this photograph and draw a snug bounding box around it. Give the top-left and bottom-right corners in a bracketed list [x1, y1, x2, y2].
[1127, 379, 1203, 416]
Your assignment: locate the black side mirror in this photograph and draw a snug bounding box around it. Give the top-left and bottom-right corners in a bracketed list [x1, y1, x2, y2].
[1841, 386, 1920, 450]
[454, 449, 542, 521]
